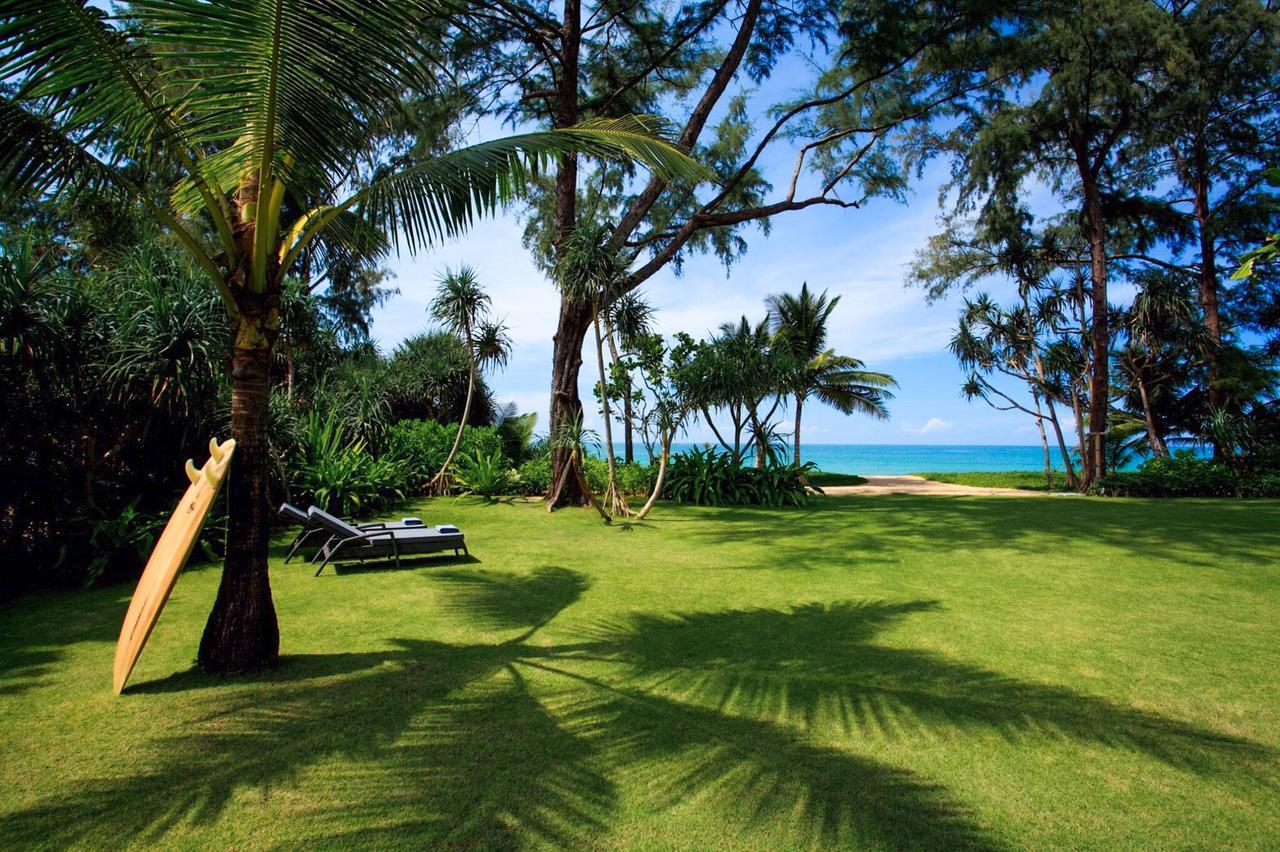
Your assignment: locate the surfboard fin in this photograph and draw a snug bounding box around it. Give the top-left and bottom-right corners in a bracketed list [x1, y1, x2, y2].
[209, 437, 224, 462]
[185, 459, 200, 484]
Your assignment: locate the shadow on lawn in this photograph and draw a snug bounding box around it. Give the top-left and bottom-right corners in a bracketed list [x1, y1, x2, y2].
[659, 495, 1280, 571]
[0, 585, 127, 696]
[2, 567, 1269, 849]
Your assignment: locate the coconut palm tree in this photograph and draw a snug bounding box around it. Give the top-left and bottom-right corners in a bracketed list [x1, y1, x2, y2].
[767, 284, 896, 467]
[791, 350, 896, 464]
[0, 0, 706, 672]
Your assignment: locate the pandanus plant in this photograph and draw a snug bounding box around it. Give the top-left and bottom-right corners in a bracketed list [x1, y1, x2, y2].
[555, 223, 632, 519]
[428, 266, 511, 494]
[0, 0, 706, 672]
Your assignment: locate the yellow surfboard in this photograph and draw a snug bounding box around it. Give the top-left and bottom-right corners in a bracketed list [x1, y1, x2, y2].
[112, 437, 236, 695]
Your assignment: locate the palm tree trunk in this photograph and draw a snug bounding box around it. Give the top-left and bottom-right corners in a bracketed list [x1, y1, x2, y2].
[198, 341, 279, 673]
[700, 405, 733, 456]
[793, 394, 804, 469]
[1070, 383, 1090, 485]
[635, 432, 673, 520]
[593, 310, 628, 516]
[574, 449, 612, 523]
[750, 409, 765, 469]
[1028, 339, 1076, 488]
[433, 321, 475, 494]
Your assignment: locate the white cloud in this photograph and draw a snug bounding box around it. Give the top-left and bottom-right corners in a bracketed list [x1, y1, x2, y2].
[913, 417, 952, 435]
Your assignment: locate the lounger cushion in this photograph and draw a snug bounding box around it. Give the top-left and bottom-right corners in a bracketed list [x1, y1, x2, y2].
[279, 503, 311, 525]
[307, 506, 364, 538]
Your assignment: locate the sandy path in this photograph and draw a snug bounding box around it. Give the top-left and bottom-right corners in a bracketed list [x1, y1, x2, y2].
[821, 474, 1052, 497]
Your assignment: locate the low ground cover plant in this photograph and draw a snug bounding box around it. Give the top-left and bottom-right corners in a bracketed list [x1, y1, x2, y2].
[664, 447, 817, 507]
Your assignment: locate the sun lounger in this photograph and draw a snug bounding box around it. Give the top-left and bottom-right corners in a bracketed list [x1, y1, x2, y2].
[278, 502, 420, 564]
[307, 507, 467, 575]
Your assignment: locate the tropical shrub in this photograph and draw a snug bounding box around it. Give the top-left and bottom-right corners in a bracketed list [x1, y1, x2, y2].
[515, 455, 553, 495]
[616, 461, 657, 496]
[664, 447, 816, 507]
[455, 450, 515, 499]
[1092, 453, 1239, 498]
[511, 454, 644, 497]
[289, 413, 407, 516]
[62, 499, 166, 587]
[1237, 474, 1280, 499]
[382, 419, 505, 494]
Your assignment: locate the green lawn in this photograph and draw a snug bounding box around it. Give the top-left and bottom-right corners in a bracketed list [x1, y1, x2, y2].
[2, 495, 1278, 849]
[918, 470, 1076, 491]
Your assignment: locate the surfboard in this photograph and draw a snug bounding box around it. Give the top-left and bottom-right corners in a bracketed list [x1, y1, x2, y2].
[112, 437, 236, 695]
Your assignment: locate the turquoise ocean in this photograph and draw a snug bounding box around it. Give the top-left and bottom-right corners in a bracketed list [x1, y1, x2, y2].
[667, 443, 1137, 475]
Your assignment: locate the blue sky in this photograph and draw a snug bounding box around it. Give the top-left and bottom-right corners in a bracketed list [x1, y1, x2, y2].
[368, 155, 1052, 447]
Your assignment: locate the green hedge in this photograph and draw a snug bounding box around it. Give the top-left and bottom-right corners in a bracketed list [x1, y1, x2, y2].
[513, 456, 656, 497]
[383, 419, 506, 494]
[1092, 454, 1280, 498]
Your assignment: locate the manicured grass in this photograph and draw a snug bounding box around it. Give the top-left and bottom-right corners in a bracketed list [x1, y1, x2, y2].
[808, 470, 869, 487]
[2, 495, 1278, 848]
[918, 470, 1076, 491]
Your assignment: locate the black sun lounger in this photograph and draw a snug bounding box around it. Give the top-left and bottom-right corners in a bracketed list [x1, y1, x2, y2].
[278, 502, 422, 563]
[307, 507, 467, 575]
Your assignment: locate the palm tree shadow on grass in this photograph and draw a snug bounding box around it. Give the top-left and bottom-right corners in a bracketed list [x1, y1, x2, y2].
[2, 569, 1269, 848]
[662, 496, 1280, 571]
[563, 600, 1270, 778]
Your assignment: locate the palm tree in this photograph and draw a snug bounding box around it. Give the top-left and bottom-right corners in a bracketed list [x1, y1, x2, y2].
[792, 350, 896, 463]
[429, 266, 490, 492]
[0, 0, 705, 672]
[767, 284, 896, 467]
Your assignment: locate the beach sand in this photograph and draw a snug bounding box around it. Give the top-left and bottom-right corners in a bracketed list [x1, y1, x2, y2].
[820, 474, 1070, 496]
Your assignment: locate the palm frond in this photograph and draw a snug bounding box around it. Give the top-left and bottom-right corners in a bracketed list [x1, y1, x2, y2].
[0, 99, 232, 305]
[1, 0, 238, 251]
[350, 117, 712, 255]
[0, 99, 120, 200]
[135, 0, 444, 192]
[2, 1, 171, 160]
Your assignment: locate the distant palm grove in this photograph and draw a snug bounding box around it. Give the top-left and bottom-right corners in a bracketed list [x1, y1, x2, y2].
[2, 0, 1278, 677]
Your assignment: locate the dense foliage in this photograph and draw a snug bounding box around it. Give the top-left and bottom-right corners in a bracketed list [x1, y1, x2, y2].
[1092, 453, 1280, 499]
[0, 228, 518, 588]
